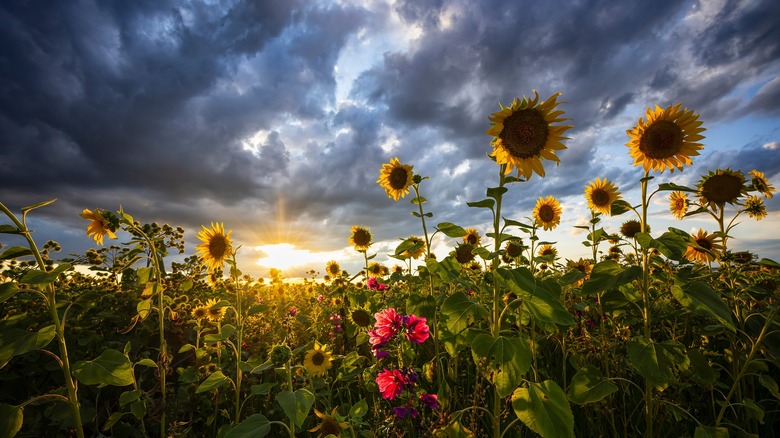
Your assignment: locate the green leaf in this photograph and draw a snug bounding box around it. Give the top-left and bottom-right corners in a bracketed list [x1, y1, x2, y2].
[627, 337, 688, 386]
[224, 414, 270, 438]
[471, 334, 531, 397]
[395, 238, 425, 257]
[759, 258, 780, 268]
[0, 403, 23, 438]
[130, 400, 146, 419]
[135, 358, 157, 368]
[467, 199, 495, 210]
[406, 294, 436, 320]
[436, 222, 467, 238]
[203, 324, 237, 344]
[486, 186, 508, 200]
[102, 412, 124, 432]
[0, 325, 56, 369]
[758, 374, 780, 400]
[276, 389, 315, 428]
[195, 370, 229, 393]
[635, 230, 689, 262]
[496, 268, 574, 326]
[512, 380, 574, 438]
[410, 196, 427, 205]
[21, 199, 57, 213]
[136, 298, 152, 320]
[119, 390, 142, 407]
[687, 349, 718, 386]
[136, 267, 152, 285]
[440, 291, 488, 333]
[657, 182, 697, 193]
[73, 349, 135, 387]
[671, 280, 735, 332]
[349, 398, 369, 418]
[580, 261, 642, 296]
[431, 419, 474, 437]
[0, 282, 20, 304]
[18, 263, 71, 285]
[0, 224, 21, 234]
[610, 199, 633, 216]
[567, 365, 618, 405]
[0, 246, 32, 261]
[694, 426, 729, 438]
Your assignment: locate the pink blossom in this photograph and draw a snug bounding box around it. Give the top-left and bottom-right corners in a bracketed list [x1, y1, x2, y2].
[376, 368, 406, 400]
[420, 393, 439, 409]
[404, 314, 430, 344]
[373, 308, 403, 339]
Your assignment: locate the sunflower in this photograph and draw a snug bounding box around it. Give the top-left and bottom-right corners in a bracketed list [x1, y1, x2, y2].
[367, 262, 384, 278]
[326, 260, 341, 277]
[537, 244, 558, 259]
[620, 220, 646, 239]
[463, 228, 481, 246]
[349, 225, 372, 252]
[669, 191, 689, 220]
[351, 309, 372, 328]
[684, 229, 723, 264]
[608, 245, 622, 261]
[454, 243, 475, 264]
[195, 223, 233, 272]
[533, 196, 562, 230]
[749, 169, 775, 199]
[80, 208, 117, 245]
[191, 303, 209, 320]
[303, 341, 333, 377]
[377, 157, 414, 201]
[697, 168, 747, 208]
[626, 103, 705, 173]
[505, 239, 524, 258]
[744, 195, 767, 220]
[308, 407, 348, 437]
[486, 90, 572, 179]
[205, 298, 226, 322]
[403, 236, 426, 259]
[584, 178, 621, 215]
[392, 264, 404, 274]
[567, 258, 593, 287]
[465, 261, 482, 272]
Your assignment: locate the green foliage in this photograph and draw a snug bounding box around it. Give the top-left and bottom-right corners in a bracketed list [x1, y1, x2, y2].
[512, 380, 574, 438]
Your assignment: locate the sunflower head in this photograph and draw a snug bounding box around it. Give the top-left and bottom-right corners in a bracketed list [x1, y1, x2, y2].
[669, 191, 689, 220]
[191, 304, 209, 320]
[567, 258, 593, 287]
[454, 243, 475, 264]
[377, 157, 414, 201]
[744, 195, 767, 220]
[537, 244, 558, 259]
[367, 262, 384, 278]
[303, 341, 333, 377]
[80, 208, 119, 246]
[486, 90, 572, 179]
[269, 343, 292, 366]
[349, 225, 372, 252]
[749, 169, 775, 199]
[620, 220, 646, 239]
[505, 239, 525, 258]
[684, 229, 723, 264]
[626, 103, 705, 173]
[583, 178, 621, 216]
[402, 236, 426, 259]
[195, 223, 233, 273]
[608, 245, 622, 260]
[326, 260, 341, 277]
[308, 407, 348, 437]
[465, 261, 482, 272]
[533, 195, 562, 231]
[697, 168, 747, 208]
[205, 298, 226, 322]
[463, 228, 481, 246]
[351, 309, 372, 327]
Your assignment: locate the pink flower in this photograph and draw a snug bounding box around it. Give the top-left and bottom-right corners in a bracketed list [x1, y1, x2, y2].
[420, 393, 439, 409]
[368, 329, 390, 357]
[376, 368, 406, 400]
[316, 294, 324, 303]
[404, 314, 430, 344]
[393, 405, 418, 418]
[373, 308, 403, 339]
[288, 308, 297, 316]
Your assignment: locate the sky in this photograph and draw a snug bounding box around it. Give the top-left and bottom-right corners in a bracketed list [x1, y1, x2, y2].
[1, 0, 779, 280]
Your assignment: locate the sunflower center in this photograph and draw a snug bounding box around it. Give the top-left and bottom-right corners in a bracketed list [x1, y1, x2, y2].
[639, 120, 684, 159]
[701, 174, 743, 204]
[538, 205, 555, 222]
[696, 237, 712, 250]
[353, 229, 371, 246]
[466, 234, 478, 245]
[591, 189, 611, 207]
[320, 419, 341, 435]
[541, 249, 555, 256]
[675, 198, 686, 210]
[499, 109, 549, 158]
[209, 236, 227, 259]
[389, 167, 409, 190]
[507, 243, 522, 257]
[311, 351, 325, 366]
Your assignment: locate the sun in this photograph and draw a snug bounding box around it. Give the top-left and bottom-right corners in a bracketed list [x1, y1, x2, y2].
[255, 243, 320, 270]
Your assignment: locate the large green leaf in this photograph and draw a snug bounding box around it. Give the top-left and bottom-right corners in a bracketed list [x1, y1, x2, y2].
[0, 325, 56, 369]
[276, 388, 315, 428]
[440, 291, 488, 333]
[436, 222, 467, 238]
[635, 230, 688, 262]
[73, 349, 134, 387]
[687, 349, 718, 386]
[224, 414, 271, 438]
[496, 268, 574, 326]
[196, 370, 229, 393]
[0, 403, 23, 438]
[0, 282, 20, 305]
[18, 263, 72, 285]
[627, 337, 688, 386]
[203, 324, 237, 344]
[471, 334, 531, 397]
[580, 260, 641, 296]
[406, 294, 436, 320]
[0, 246, 32, 261]
[0, 224, 22, 234]
[568, 365, 618, 405]
[512, 380, 574, 438]
[671, 280, 735, 332]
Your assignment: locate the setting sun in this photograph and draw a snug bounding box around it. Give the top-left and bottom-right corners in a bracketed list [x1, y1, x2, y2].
[255, 243, 322, 270]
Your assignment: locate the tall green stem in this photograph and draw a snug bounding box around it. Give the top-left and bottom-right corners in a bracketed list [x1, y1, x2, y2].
[231, 254, 244, 424]
[490, 166, 507, 438]
[639, 172, 653, 438]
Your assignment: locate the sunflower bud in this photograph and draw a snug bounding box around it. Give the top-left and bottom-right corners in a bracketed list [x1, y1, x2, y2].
[269, 344, 292, 366]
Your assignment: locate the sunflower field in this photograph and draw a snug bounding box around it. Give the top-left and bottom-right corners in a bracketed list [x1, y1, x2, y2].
[1, 92, 779, 438]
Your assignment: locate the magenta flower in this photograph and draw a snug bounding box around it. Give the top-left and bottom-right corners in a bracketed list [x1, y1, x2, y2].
[404, 314, 430, 344]
[420, 393, 439, 409]
[374, 308, 403, 339]
[376, 368, 406, 400]
[393, 405, 418, 419]
[288, 307, 297, 316]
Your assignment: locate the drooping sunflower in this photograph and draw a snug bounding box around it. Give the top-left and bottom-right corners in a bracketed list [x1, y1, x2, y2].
[620, 220, 647, 239]
[537, 244, 558, 259]
[349, 225, 372, 252]
[454, 243, 475, 264]
[308, 407, 348, 437]
[326, 260, 341, 277]
[669, 191, 689, 220]
[584, 178, 621, 215]
[533, 196, 562, 231]
[303, 341, 333, 377]
[744, 195, 767, 220]
[749, 169, 775, 199]
[204, 298, 226, 322]
[697, 168, 747, 208]
[377, 157, 414, 201]
[195, 223, 233, 272]
[463, 228, 481, 246]
[567, 258, 593, 287]
[80, 208, 118, 245]
[191, 303, 209, 320]
[626, 103, 705, 173]
[402, 235, 426, 259]
[486, 90, 573, 179]
[684, 229, 723, 264]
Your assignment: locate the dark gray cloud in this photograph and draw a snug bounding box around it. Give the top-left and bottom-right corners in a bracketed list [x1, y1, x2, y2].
[1, 0, 779, 276]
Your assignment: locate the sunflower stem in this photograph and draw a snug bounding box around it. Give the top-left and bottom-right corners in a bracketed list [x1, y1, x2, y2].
[490, 165, 507, 438]
[230, 252, 244, 424]
[640, 171, 653, 438]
